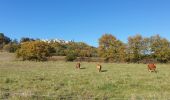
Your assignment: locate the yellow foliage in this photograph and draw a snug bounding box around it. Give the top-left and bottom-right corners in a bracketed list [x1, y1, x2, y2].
[16, 41, 52, 61]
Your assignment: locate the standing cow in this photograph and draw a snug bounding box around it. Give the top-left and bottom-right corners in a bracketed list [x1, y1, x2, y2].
[96, 64, 102, 72]
[148, 63, 157, 72]
[76, 62, 81, 69]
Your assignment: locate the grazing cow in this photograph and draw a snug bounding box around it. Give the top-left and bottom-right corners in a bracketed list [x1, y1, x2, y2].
[96, 64, 102, 72]
[76, 62, 81, 69]
[148, 63, 156, 72]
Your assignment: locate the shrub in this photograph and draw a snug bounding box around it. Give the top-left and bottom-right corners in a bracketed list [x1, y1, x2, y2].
[16, 41, 53, 61]
[65, 51, 77, 61]
[3, 43, 19, 53]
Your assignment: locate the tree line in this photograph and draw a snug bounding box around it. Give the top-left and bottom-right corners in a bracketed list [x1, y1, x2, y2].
[0, 33, 170, 63]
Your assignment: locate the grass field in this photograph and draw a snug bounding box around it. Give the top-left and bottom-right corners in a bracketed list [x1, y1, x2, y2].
[0, 53, 170, 99]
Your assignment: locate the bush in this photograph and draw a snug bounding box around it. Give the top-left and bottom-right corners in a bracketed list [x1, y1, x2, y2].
[3, 43, 19, 53]
[65, 52, 77, 61]
[16, 41, 53, 61]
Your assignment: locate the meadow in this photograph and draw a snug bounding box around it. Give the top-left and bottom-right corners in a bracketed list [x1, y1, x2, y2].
[0, 53, 170, 99]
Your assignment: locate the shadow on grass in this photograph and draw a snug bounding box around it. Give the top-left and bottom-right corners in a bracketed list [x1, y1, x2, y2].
[101, 70, 107, 72]
[80, 67, 86, 69]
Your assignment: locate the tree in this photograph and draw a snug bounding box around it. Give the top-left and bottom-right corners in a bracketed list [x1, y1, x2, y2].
[16, 41, 53, 61]
[0, 33, 5, 45]
[49, 41, 67, 56]
[12, 39, 19, 44]
[65, 50, 77, 61]
[150, 35, 170, 63]
[20, 37, 35, 43]
[98, 34, 126, 62]
[126, 34, 143, 63]
[140, 37, 150, 56]
[0, 33, 11, 49]
[3, 43, 19, 53]
[3, 39, 19, 53]
[65, 42, 96, 58]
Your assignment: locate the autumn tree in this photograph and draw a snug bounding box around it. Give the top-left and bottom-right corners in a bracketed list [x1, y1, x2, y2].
[140, 37, 150, 56]
[49, 41, 67, 56]
[16, 41, 53, 61]
[98, 34, 126, 62]
[65, 42, 96, 57]
[126, 34, 143, 63]
[150, 35, 170, 63]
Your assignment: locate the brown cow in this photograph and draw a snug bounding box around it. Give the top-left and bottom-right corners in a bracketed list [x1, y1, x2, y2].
[96, 64, 102, 72]
[76, 62, 81, 69]
[148, 63, 157, 72]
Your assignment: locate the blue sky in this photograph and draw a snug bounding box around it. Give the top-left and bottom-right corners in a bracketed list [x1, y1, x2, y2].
[0, 0, 170, 46]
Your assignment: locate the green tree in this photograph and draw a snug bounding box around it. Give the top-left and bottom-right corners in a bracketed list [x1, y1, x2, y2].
[3, 43, 19, 53]
[20, 37, 35, 43]
[49, 41, 66, 56]
[65, 50, 77, 61]
[65, 42, 96, 58]
[0, 33, 11, 49]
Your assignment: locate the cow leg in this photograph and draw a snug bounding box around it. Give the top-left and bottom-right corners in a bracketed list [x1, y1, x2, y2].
[148, 68, 151, 72]
[154, 69, 157, 73]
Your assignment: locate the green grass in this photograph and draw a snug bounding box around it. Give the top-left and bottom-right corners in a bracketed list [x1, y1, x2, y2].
[0, 54, 170, 99]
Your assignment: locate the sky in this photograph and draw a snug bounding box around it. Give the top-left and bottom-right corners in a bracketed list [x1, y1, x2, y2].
[0, 0, 170, 47]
